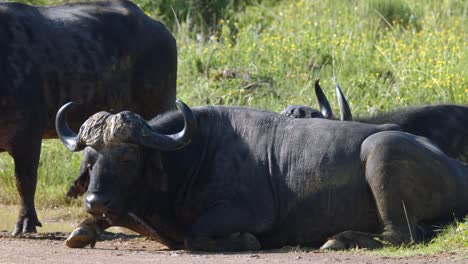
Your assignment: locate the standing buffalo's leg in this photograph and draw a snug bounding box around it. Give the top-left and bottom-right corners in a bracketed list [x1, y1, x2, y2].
[321, 131, 467, 250]
[185, 202, 266, 251]
[66, 217, 110, 248]
[10, 124, 43, 235]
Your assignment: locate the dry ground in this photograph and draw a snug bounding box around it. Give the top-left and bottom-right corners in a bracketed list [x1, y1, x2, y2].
[0, 231, 466, 264]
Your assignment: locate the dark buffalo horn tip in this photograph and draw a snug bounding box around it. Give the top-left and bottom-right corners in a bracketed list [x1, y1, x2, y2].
[335, 84, 352, 121]
[141, 99, 197, 151]
[314, 79, 333, 119]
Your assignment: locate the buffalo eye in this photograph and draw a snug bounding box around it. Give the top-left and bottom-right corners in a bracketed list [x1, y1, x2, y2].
[86, 163, 93, 171]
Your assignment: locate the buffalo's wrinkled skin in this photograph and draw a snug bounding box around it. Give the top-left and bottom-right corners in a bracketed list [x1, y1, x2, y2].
[358, 105, 468, 163]
[281, 81, 468, 163]
[0, 0, 177, 235]
[57, 101, 468, 251]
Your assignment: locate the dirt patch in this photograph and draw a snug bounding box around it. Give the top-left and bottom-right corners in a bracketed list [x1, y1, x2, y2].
[0, 231, 466, 264]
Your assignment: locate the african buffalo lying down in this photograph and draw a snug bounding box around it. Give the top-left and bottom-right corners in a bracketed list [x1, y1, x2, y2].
[56, 100, 468, 251]
[0, 0, 177, 235]
[281, 81, 468, 163]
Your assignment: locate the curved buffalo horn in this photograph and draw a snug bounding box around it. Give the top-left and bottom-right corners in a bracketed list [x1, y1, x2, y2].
[335, 84, 352, 121]
[56, 102, 82, 152]
[314, 79, 333, 119]
[140, 100, 197, 151]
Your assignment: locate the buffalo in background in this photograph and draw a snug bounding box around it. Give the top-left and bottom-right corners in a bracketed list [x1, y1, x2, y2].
[281, 80, 468, 163]
[0, 0, 177, 235]
[55, 100, 468, 251]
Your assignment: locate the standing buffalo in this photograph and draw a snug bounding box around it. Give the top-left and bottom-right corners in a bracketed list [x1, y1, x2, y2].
[56, 100, 468, 251]
[281, 80, 468, 163]
[0, 0, 177, 235]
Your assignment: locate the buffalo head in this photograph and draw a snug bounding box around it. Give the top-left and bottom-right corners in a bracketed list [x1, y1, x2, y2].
[281, 80, 353, 120]
[56, 100, 196, 220]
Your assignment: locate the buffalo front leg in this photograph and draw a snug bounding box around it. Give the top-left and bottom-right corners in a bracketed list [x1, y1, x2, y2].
[66, 217, 110, 248]
[185, 202, 265, 251]
[186, 232, 261, 252]
[11, 132, 43, 235]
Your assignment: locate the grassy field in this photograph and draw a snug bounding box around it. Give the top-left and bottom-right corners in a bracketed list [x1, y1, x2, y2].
[0, 0, 467, 256]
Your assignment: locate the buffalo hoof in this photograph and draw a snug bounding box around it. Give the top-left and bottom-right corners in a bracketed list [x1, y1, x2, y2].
[66, 226, 98, 248]
[238, 232, 261, 251]
[320, 239, 347, 251]
[320, 231, 383, 250]
[12, 215, 42, 236]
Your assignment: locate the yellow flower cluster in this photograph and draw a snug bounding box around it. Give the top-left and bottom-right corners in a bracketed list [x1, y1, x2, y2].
[176, 0, 466, 108]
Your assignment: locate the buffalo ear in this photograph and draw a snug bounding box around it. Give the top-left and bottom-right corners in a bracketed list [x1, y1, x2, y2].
[66, 165, 90, 198]
[66, 147, 97, 198]
[144, 150, 168, 193]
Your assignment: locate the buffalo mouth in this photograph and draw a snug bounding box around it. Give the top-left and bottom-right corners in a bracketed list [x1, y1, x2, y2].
[85, 194, 126, 224]
[90, 209, 128, 227]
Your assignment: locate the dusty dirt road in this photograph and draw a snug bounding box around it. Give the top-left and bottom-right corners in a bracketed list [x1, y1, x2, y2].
[0, 232, 467, 264]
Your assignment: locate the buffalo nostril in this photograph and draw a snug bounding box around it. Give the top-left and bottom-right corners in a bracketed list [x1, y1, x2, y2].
[85, 193, 110, 215]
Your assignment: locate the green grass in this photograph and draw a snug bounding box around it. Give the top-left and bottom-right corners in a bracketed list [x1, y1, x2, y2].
[175, 0, 466, 114]
[0, 0, 467, 255]
[374, 219, 468, 256]
[0, 141, 83, 207]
